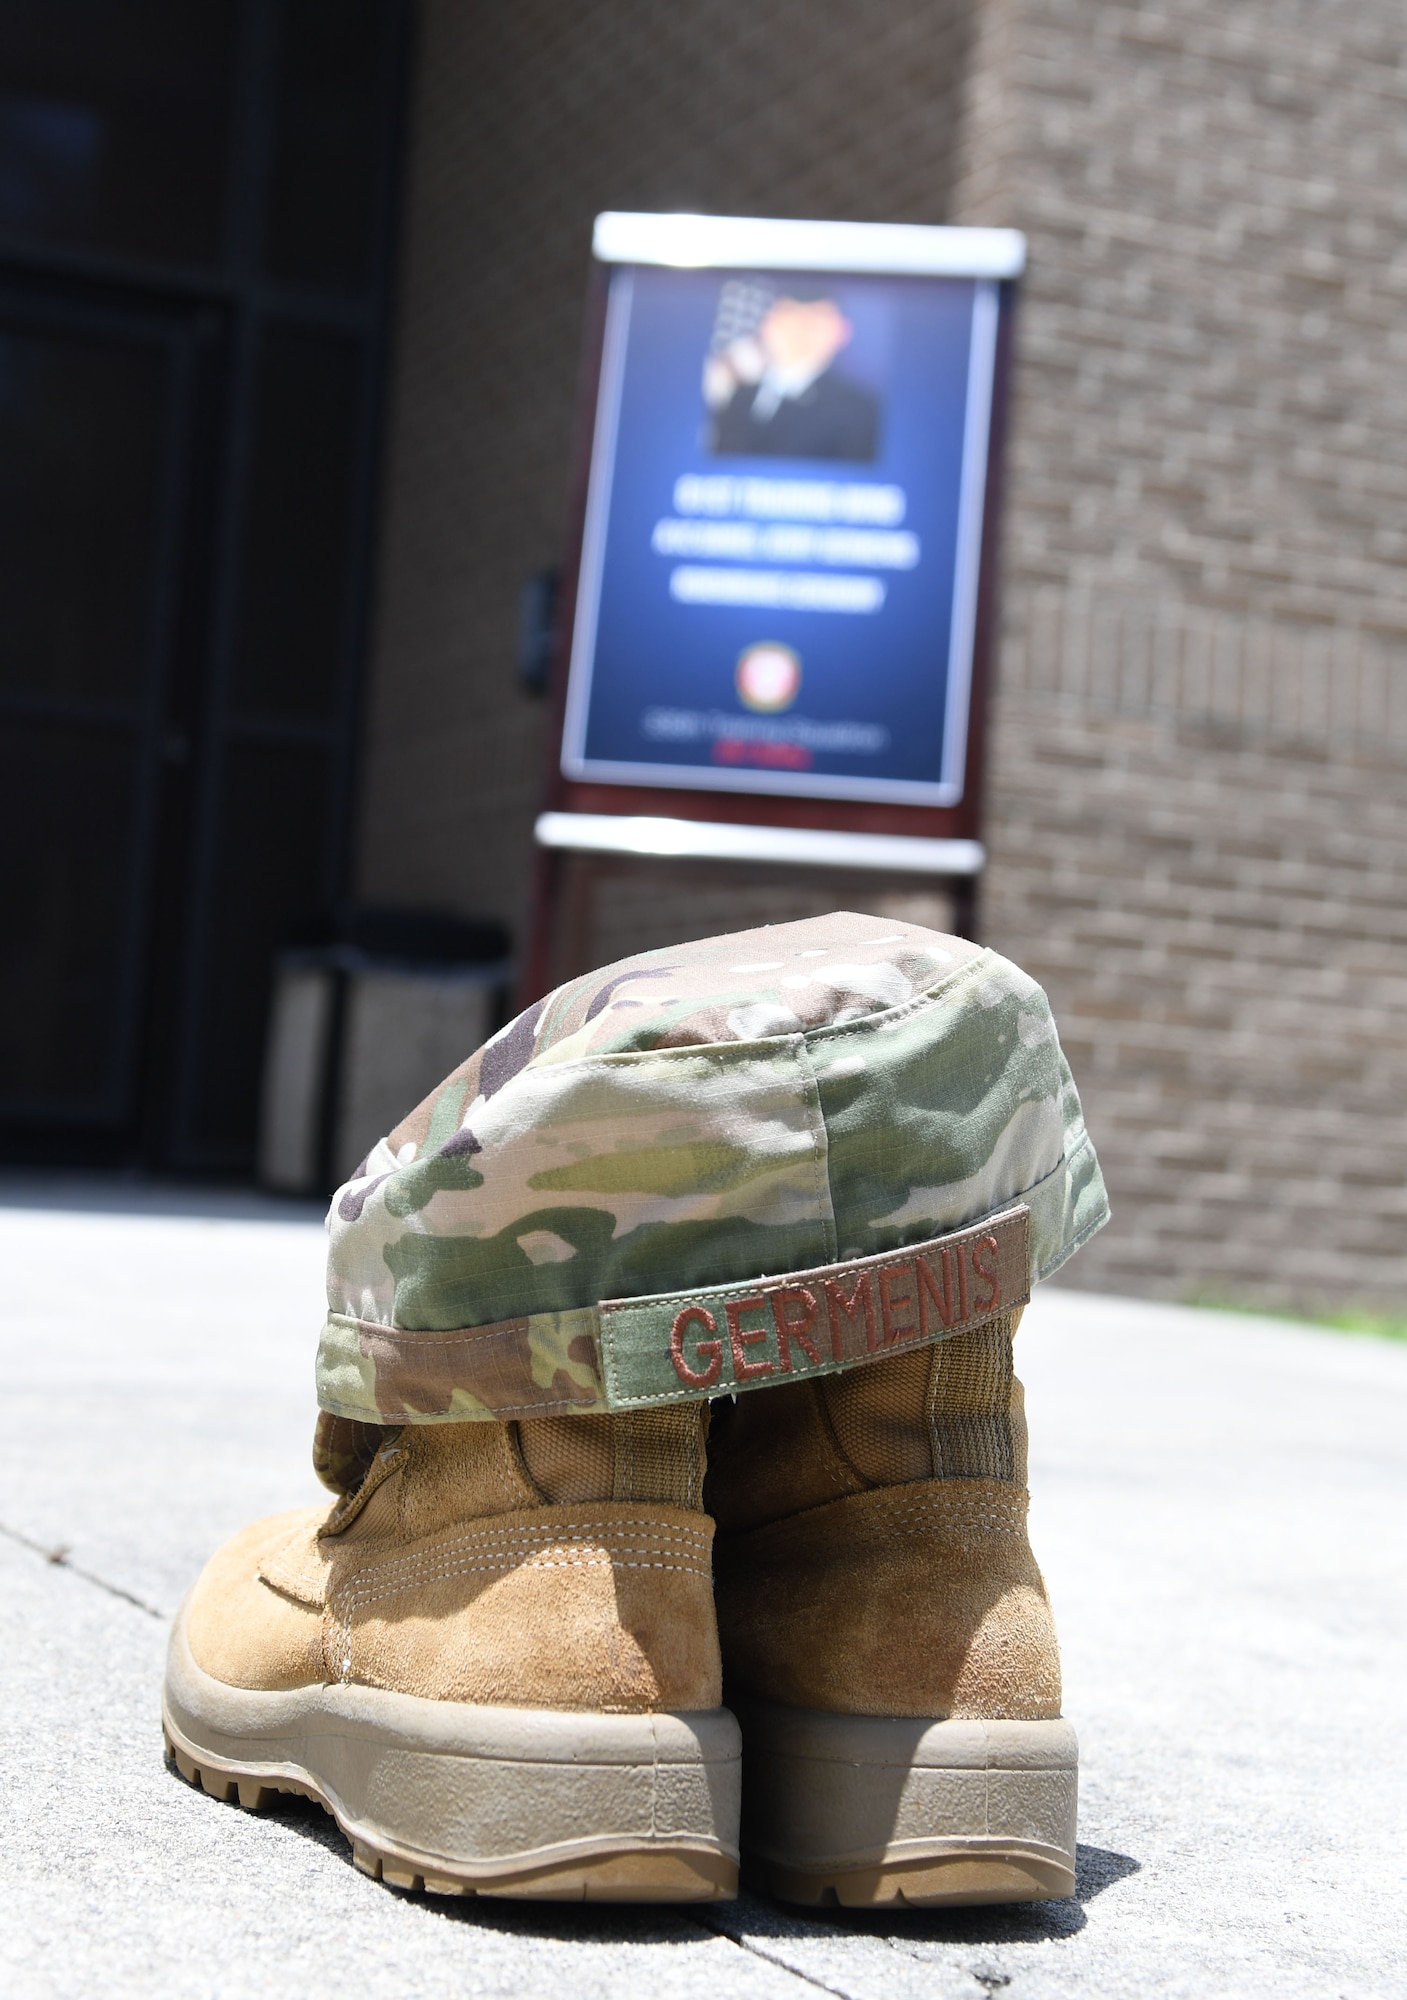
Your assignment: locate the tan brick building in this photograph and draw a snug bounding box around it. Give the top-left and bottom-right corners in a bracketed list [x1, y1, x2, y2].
[356, 0, 1407, 1315]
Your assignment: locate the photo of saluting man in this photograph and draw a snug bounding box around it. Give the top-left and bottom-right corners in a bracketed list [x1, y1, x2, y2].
[706, 281, 881, 463]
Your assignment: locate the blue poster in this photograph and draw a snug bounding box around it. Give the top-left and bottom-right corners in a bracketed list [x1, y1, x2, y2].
[560, 260, 999, 806]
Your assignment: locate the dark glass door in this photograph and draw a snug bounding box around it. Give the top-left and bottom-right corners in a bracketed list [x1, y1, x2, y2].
[0, 0, 410, 1172]
[0, 281, 222, 1149]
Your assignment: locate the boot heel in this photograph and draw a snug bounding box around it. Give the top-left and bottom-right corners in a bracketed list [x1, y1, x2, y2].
[166, 1607, 741, 1901]
[734, 1698, 1077, 1907]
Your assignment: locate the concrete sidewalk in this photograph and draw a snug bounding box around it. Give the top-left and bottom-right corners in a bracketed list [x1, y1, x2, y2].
[2, 1185, 1403, 1999]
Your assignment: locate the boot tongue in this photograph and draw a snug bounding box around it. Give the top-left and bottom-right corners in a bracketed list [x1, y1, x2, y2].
[312, 1412, 390, 1494]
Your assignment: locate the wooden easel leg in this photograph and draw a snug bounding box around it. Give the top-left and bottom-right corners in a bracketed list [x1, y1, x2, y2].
[558, 851, 599, 981]
[520, 842, 562, 1009]
[950, 873, 982, 944]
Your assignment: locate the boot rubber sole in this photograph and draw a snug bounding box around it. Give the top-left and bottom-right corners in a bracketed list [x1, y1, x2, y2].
[734, 1699, 1077, 1907]
[163, 1605, 740, 1902]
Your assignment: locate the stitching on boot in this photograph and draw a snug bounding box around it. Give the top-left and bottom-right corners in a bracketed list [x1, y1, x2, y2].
[338, 1548, 712, 1609]
[340, 1528, 712, 1599]
[687, 1404, 705, 1510]
[608, 1405, 706, 1508]
[329, 1566, 716, 1686]
[348, 1519, 711, 1561]
[720, 1482, 1028, 1550]
[331, 1516, 712, 1607]
[614, 1411, 636, 1504]
[860, 1489, 1028, 1532]
[927, 1317, 1017, 1482]
[328, 1528, 714, 1681]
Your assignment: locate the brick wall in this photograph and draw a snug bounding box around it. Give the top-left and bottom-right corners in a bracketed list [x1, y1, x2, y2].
[984, 703, 1407, 1309]
[357, 0, 1407, 1312]
[949, 0, 1407, 1308]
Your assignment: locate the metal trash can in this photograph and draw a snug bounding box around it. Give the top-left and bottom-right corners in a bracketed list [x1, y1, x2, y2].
[258, 908, 510, 1196]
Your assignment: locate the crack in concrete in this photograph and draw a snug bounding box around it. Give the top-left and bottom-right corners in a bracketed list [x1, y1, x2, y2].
[0, 1520, 166, 1621]
[689, 1911, 862, 1999]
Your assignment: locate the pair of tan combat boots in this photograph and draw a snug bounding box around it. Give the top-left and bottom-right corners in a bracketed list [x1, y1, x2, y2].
[164, 1315, 1072, 1907]
[163, 913, 1106, 1907]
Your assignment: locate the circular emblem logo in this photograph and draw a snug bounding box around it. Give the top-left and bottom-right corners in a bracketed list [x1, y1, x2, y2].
[735, 643, 802, 714]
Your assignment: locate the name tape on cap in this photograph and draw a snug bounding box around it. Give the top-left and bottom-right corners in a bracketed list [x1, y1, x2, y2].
[598, 1204, 1030, 1407]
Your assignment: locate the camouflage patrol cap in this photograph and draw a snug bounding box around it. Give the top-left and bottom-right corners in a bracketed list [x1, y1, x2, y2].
[315, 912, 1107, 1442]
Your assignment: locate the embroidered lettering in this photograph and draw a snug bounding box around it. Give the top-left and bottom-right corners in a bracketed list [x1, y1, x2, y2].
[879, 1262, 918, 1344]
[604, 1205, 1031, 1408]
[823, 1271, 876, 1358]
[669, 1306, 722, 1388]
[917, 1250, 956, 1334]
[725, 1295, 774, 1380]
[971, 1233, 1002, 1311]
[770, 1285, 822, 1371]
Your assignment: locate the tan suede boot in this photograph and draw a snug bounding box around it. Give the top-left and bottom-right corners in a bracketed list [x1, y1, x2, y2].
[706, 1307, 1076, 1908]
[162, 1407, 740, 1901]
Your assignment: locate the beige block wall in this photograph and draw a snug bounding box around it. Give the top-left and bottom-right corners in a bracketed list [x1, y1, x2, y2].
[357, 0, 1407, 1312]
[984, 700, 1407, 1308]
[950, 0, 1407, 1308]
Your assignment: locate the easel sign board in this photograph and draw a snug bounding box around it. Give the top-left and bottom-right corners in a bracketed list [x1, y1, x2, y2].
[554, 214, 1024, 827]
